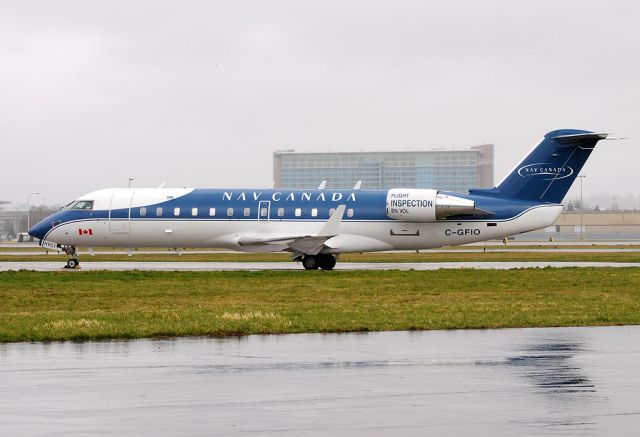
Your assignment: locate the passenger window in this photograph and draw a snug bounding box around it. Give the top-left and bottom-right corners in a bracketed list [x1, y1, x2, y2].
[156, 207, 163, 216]
[277, 208, 284, 217]
[329, 208, 335, 216]
[311, 208, 318, 217]
[140, 207, 146, 217]
[209, 208, 216, 217]
[192, 208, 198, 216]
[174, 207, 180, 217]
[227, 207, 233, 217]
[347, 208, 354, 218]
[295, 208, 302, 217]
[244, 207, 250, 217]
[260, 207, 268, 217]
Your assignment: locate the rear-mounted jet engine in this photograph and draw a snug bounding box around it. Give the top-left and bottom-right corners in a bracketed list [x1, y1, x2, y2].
[385, 188, 477, 221]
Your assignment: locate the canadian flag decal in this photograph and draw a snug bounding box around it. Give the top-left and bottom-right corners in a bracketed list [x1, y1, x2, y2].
[78, 228, 93, 236]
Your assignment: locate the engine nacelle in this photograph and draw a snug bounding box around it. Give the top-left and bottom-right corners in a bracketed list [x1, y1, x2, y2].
[386, 188, 476, 222]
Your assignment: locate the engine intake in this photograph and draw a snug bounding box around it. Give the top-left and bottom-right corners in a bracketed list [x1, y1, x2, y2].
[386, 189, 476, 222]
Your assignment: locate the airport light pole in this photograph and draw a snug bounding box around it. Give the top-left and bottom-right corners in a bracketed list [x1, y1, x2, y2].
[128, 178, 134, 188]
[578, 175, 586, 240]
[27, 192, 40, 232]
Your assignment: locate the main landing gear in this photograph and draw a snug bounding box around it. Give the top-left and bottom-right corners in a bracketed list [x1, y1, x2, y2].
[62, 245, 80, 269]
[301, 254, 337, 270]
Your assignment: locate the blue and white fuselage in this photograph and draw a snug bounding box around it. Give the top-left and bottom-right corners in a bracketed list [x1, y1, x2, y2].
[28, 129, 611, 269]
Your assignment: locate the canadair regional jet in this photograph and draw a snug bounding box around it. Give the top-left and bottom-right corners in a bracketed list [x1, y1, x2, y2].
[29, 129, 610, 270]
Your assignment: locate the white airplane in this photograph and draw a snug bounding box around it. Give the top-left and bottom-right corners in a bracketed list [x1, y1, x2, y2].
[29, 129, 611, 269]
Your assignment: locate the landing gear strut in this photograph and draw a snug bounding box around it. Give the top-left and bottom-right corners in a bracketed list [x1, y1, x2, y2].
[62, 246, 80, 269]
[301, 254, 336, 271]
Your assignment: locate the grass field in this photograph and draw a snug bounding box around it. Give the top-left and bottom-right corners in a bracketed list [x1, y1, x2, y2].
[1, 268, 639, 342]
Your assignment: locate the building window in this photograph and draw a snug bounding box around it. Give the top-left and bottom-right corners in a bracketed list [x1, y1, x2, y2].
[209, 208, 216, 217]
[192, 208, 198, 216]
[278, 208, 284, 217]
[295, 208, 302, 217]
[244, 207, 250, 217]
[227, 207, 233, 217]
[347, 208, 354, 218]
[311, 208, 318, 217]
[174, 207, 180, 217]
[156, 207, 163, 216]
[140, 207, 146, 217]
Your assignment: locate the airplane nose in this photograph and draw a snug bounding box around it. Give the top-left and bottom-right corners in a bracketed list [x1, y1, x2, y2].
[28, 221, 48, 241]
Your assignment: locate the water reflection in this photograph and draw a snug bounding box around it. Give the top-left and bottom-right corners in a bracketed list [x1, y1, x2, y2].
[505, 336, 600, 433]
[507, 338, 595, 395]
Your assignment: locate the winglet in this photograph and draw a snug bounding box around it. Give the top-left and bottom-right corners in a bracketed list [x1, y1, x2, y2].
[318, 180, 327, 189]
[317, 205, 346, 237]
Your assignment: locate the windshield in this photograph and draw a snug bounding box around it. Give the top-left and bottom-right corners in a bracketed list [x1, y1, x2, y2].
[65, 200, 94, 210]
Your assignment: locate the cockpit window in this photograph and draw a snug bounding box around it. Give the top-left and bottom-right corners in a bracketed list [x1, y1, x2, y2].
[66, 200, 94, 210]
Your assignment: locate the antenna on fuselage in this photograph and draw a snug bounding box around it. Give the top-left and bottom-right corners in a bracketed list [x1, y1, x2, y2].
[318, 180, 327, 189]
[158, 181, 166, 188]
[353, 180, 362, 190]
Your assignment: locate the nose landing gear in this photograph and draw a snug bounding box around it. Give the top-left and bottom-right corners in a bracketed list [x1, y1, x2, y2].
[62, 246, 80, 269]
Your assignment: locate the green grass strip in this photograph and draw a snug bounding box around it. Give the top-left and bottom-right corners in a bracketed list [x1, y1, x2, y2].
[1, 268, 639, 342]
[1, 251, 639, 263]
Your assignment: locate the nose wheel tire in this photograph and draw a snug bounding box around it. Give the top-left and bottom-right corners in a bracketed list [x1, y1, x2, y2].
[65, 258, 80, 269]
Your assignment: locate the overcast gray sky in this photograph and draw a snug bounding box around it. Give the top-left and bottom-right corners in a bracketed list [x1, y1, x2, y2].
[1, 0, 638, 206]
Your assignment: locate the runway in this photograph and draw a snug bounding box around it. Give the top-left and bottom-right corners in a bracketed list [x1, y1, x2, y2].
[2, 260, 640, 271]
[2, 326, 639, 436]
[3, 247, 640, 256]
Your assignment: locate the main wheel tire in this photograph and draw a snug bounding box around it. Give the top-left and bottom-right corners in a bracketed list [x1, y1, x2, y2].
[302, 255, 319, 270]
[66, 258, 79, 269]
[318, 254, 336, 270]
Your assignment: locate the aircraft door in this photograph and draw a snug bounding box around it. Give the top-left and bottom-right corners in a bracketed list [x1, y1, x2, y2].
[109, 189, 134, 233]
[258, 201, 271, 222]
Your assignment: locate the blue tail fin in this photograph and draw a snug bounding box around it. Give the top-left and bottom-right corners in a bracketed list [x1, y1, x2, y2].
[475, 129, 608, 203]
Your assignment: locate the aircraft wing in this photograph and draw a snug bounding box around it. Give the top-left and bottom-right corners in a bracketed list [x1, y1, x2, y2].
[236, 205, 346, 255]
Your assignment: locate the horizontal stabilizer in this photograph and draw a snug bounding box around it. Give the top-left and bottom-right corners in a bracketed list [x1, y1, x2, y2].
[552, 132, 609, 146]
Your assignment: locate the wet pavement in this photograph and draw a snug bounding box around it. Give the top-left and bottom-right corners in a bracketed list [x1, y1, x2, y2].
[1, 326, 639, 436]
[2, 260, 640, 272]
